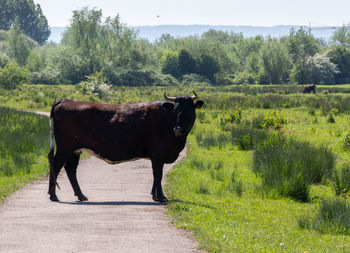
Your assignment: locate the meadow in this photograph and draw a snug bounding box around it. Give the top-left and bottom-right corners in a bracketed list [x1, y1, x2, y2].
[0, 107, 49, 202]
[1, 84, 350, 252]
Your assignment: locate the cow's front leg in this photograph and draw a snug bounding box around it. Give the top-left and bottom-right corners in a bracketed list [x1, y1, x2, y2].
[151, 159, 168, 202]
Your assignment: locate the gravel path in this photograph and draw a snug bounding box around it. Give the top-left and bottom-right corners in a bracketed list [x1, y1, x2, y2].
[0, 111, 201, 253]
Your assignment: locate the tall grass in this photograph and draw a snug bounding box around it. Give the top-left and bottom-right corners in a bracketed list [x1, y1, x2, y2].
[0, 108, 49, 176]
[299, 198, 350, 235]
[334, 163, 350, 196]
[253, 134, 335, 201]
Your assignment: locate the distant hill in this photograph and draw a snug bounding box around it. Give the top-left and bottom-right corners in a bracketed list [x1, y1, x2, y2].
[49, 25, 338, 44]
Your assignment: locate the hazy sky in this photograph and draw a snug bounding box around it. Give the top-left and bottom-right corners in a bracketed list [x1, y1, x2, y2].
[35, 0, 350, 27]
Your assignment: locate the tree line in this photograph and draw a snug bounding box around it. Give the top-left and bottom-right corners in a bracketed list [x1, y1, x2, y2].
[1, 6, 350, 88]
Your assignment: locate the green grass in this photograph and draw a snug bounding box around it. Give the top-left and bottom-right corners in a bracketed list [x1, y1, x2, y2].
[0, 107, 49, 202]
[165, 103, 350, 252]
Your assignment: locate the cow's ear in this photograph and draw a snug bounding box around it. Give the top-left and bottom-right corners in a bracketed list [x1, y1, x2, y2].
[195, 100, 204, 109]
[163, 102, 175, 111]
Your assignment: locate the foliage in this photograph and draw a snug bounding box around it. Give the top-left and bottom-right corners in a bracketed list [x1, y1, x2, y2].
[178, 48, 197, 76]
[0, 61, 30, 89]
[0, 0, 50, 44]
[218, 107, 243, 130]
[257, 110, 287, 130]
[332, 23, 350, 48]
[78, 71, 111, 99]
[260, 39, 290, 84]
[7, 22, 31, 66]
[285, 27, 319, 64]
[160, 50, 179, 77]
[327, 46, 350, 84]
[309, 53, 339, 85]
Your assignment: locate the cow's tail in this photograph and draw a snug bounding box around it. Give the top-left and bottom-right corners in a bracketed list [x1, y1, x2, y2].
[48, 100, 63, 190]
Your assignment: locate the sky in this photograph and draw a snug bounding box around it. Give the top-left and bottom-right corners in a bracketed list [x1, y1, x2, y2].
[35, 0, 350, 27]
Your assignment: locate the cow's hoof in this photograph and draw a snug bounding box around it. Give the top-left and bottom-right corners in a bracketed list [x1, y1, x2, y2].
[152, 195, 168, 202]
[77, 194, 88, 201]
[50, 195, 59, 202]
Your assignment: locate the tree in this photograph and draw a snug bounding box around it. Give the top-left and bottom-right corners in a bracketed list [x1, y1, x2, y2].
[7, 21, 31, 66]
[332, 24, 350, 48]
[0, 0, 50, 44]
[309, 53, 338, 85]
[327, 46, 350, 83]
[178, 48, 197, 75]
[285, 27, 319, 64]
[290, 53, 339, 84]
[160, 50, 179, 78]
[290, 54, 312, 84]
[260, 39, 290, 84]
[62, 7, 102, 72]
[198, 53, 219, 81]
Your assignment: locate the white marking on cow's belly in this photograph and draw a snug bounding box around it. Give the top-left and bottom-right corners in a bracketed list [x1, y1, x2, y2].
[74, 148, 143, 164]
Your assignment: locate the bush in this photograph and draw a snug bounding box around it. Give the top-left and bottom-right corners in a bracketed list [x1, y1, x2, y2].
[78, 71, 111, 99]
[0, 62, 31, 89]
[218, 107, 243, 130]
[253, 134, 335, 201]
[260, 111, 287, 130]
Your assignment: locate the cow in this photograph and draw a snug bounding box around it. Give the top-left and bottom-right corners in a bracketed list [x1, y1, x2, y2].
[303, 84, 316, 94]
[48, 92, 204, 203]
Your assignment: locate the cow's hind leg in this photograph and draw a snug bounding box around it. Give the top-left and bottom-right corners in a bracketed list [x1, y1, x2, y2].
[48, 152, 67, 202]
[65, 153, 88, 201]
[151, 159, 168, 202]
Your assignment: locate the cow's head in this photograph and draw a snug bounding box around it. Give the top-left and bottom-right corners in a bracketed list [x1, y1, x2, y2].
[164, 91, 204, 137]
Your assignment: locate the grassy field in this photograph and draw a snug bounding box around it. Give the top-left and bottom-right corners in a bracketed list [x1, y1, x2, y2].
[1, 84, 350, 252]
[164, 93, 350, 252]
[0, 107, 49, 202]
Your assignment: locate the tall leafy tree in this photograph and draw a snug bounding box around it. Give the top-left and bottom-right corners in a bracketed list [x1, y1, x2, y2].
[260, 39, 290, 84]
[332, 24, 350, 48]
[178, 48, 197, 75]
[285, 27, 319, 64]
[0, 0, 50, 44]
[327, 46, 350, 84]
[7, 21, 31, 66]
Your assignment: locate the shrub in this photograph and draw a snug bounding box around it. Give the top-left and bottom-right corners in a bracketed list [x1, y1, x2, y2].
[260, 111, 287, 130]
[78, 71, 111, 99]
[0, 62, 31, 89]
[253, 134, 335, 201]
[218, 107, 243, 130]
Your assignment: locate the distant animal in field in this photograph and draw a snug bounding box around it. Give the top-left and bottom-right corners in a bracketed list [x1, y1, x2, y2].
[48, 92, 204, 203]
[303, 84, 316, 94]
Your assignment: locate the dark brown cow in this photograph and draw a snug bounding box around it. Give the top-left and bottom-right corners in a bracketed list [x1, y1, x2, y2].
[303, 84, 316, 94]
[48, 92, 204, 202]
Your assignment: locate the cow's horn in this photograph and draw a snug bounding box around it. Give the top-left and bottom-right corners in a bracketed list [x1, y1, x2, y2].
[191, 91, 198, 100]
[164, 93, 176, 101]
